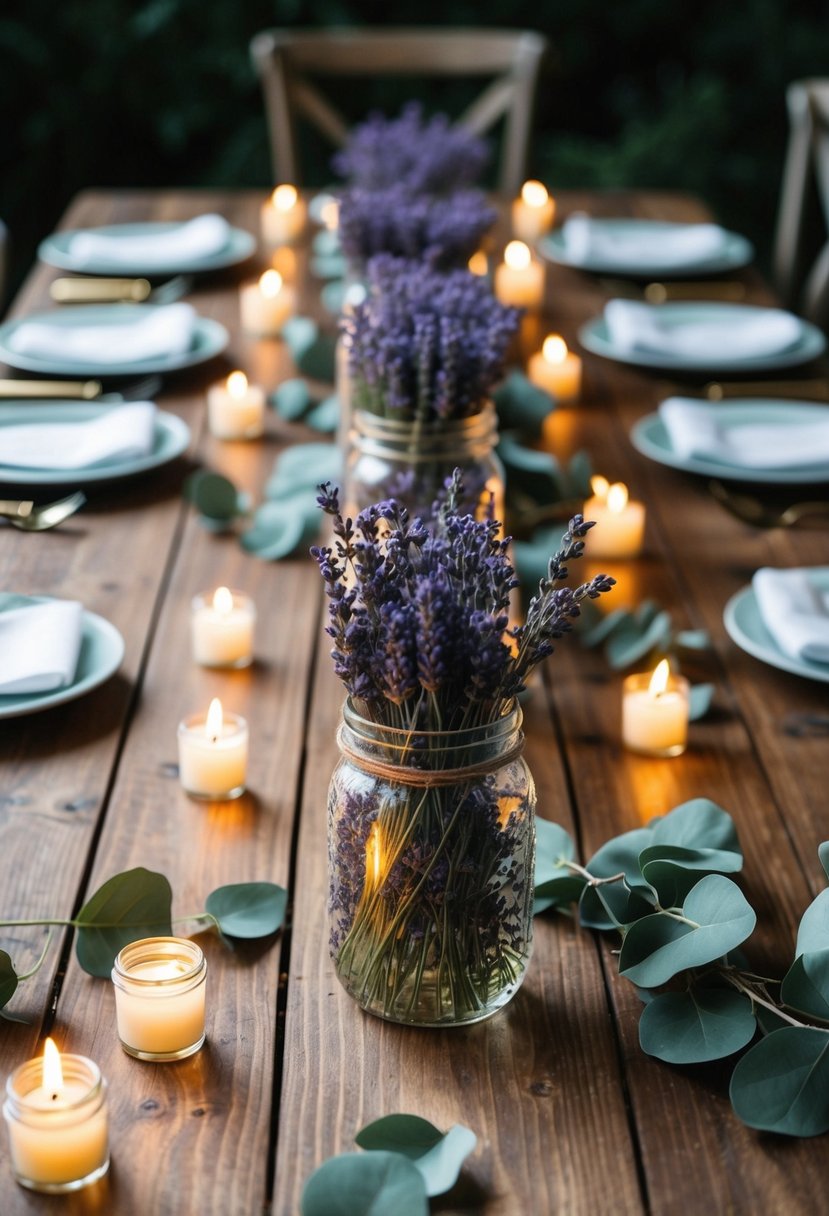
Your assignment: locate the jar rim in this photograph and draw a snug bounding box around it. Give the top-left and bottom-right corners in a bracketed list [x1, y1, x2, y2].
[5, 1053, 104, 1115]
[343, 697, 521, 744]
[112, 937, 205, 987]
[353, 399, 496, 440]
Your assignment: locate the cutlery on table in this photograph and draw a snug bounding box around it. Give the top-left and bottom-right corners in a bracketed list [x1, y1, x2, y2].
[0, 374, 162, 402]
[704, 378, 829, 402]
[0, 500, 34, 520]
[708, 479, 829, 528]
[0, 492, 87, 532]
[49, 274, 193, 305]
[599, 278, 748, 303]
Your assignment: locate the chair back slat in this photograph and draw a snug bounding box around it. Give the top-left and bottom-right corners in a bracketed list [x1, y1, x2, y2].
[774, 79, 829, 325]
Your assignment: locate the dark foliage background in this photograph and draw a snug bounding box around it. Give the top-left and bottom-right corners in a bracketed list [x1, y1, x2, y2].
[1, 2, 828, 299]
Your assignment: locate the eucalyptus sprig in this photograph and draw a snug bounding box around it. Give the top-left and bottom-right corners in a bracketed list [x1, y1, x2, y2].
[534, 802, 829, 1137]
[0, 868, 287, 1016]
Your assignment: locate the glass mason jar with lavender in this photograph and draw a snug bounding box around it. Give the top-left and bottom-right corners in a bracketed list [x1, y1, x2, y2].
[328, 699, 535, 1026]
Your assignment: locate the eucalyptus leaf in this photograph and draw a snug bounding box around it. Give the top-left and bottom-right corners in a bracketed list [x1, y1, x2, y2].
[565, 449, 594, 497]
[676, 629, 711, 650]
[0, 950, 18, 1010]
[580, 608, 632, 649]
[498, 433, 560, 503]
[305, 395, 340, 433]
[606, 610, 673, 670]
[75, 868, 173, 977]
[639, 987, 756, 1063]
[265, 443, 341, 500]
[204, 882, 287, 939]
[579, 827, 655, 930]
[639, 843, 743, 908]
[820, 841, 829, 883]
[271, 378, 312, 421]
[689, 683, 714, 721]
[312, 229, 342, 257]
[534, 819, 576, 885]
[730, 1027, 829, 1136]
[796, 888, 829, 957]
[241, 499, 320, 560]
[594, 879, 656, 929]
[534, 875, 587, 915]
[295, 334, 337, 383]
[650, 799, 740, 854]
[282, 316, 318, 361]
[781, 949, 829, 1020]
[619, 875, 756, 987]
[301, 1152, 428, 1216]
[493, 370, 554, 438]
[184, 471, 241, 522]
[355, 1116, 476, 1197]
[321, 280, 349, 314]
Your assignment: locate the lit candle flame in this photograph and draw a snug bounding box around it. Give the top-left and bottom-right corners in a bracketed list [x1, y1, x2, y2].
[205, 697, 223, 742]
[320, 199, 339, 231]
[259, 269, 283, 298]
[227, 370, 248, 398]
[468, 250, 489, 277]
[272, 184, 298, 212]
[212, 586, 233, 615]
[607, 483, 629, 514]
[521, 180, 549, 207]
[649, 659, 671, 697]
[590, 474, 610, 500]
[542, 334, 568, 364]
[504, 240, 531, 270]
[42, 1037, 63, 1100]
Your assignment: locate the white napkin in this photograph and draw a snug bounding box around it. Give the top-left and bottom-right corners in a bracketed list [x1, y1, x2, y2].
[0, 597, 83, 694]
[563, 215, 728, 269]
[8, 303, 196, 366]
[659, 398, 829, 470]
[67, 214, 231, 268]
[0, 403, 156, 470]
[753, 568, 829, 664]
[604, 300, 803, 361]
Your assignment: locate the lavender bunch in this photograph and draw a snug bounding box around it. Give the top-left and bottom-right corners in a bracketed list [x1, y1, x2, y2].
[333, 102, 489, 194]
[344, 255, 520, 422]
[337, 185, 496, 272]
[312, 471, 615, 734]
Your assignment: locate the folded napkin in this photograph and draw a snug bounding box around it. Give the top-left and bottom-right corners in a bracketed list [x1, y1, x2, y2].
[67, 214, 231, 268]
[8, 303, 196, 366]
[0, 402, 156, 470]
[563, 215, 728, 269]
[0, 595, 83, 694]
[753, 568, 829, 664]
[604, 300, 802, 361]
[659, 398, 829, 470]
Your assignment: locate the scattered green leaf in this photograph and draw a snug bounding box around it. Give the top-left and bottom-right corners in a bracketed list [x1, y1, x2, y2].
[184, 470, 242, 522]
[639, 986, 756, 1063]
[781, 950, 829, 1021]
[820, 841, 829, 884]
[689, 683, 714, 720]
[797, 889, 829, 957]
[730, 1027, 829, 1137]
[301, 1151, 428, 1216]
[204, 882, 287, 939]
[0, 950, 18, 1011]
[355, 1115, 476, 1197]
[75, 868, 173, 977]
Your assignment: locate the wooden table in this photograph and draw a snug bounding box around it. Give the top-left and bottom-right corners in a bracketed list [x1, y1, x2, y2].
[1, 189, 828, 1216]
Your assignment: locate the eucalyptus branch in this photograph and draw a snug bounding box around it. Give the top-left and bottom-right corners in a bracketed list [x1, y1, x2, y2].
[15, 930, 54, 982]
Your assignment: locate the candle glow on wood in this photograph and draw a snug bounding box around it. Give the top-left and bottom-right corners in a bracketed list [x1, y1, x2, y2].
[528, 333, 583, 403]
[622, 659, 690, 758]
[583, 475, 646, 558]
[512, 179, 556, 241]
[494, 240, 545, 309]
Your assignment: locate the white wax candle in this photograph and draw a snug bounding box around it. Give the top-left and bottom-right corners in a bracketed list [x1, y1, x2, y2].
[207, 370, 266, 439]
[260, 184, 307, 245]
[583, 476, 646, 558]
[528, 334, 583, 403]
[112, 939, 207, 1061]
[494, 241, 545, 309]
[240, 270, 296, 337]
[512, 180, 556, 242]
[3, 1040, 109, 1192]
[622, 660, 690, 757]
[178, 698, 248, 800]
[191, 587, 256, 668]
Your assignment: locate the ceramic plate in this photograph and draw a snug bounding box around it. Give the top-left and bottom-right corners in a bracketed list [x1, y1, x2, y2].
[539, 220, 753, 278]
[578, 303, 826, 373]
[0, 402, 190, 485]
[630, 400, 829, 484]
[724, 569, 829, 684]
[39, 222, 256, 276]
[0, 305, 228, 377]
[0, 607, 125, 718]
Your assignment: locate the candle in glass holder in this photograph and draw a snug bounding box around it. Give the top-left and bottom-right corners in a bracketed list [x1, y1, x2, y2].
[112, 938, 207, 1062]
[178, 697, 248, 800]
[512, 180, 556, 242]
[3, 1038, 109, 1194]
[191, 587, 255, 668]
[207, 370, 265, 439]
[528, 334, 583, 403]
[261, 184, 307, 245]
[494, 241, 545, 309]
[583, 476, 645, 558]
[622, 659, 690, 757]
[240, 270, 296, 337]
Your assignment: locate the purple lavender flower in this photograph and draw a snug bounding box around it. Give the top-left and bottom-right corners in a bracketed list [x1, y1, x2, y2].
[338, 186, 496, 272]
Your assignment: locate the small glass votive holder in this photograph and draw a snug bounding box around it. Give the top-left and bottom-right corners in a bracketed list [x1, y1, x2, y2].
[177, 707, 248, 801]
[112, 937, 207, 1062]
[3, 1055, 109, 1194]
[190, 588, 256, 669]
[622, 670, 690, 758]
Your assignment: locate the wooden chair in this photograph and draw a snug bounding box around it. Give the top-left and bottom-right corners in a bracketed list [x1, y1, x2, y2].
[773, 78, 829, 326]
[250, 27, 549, 197]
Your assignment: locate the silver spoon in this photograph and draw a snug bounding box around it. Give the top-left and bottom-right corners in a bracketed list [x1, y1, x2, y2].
[0, 492, 87, 532]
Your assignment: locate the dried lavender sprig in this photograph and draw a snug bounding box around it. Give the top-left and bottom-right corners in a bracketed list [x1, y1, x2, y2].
[338, 186, 496, 272]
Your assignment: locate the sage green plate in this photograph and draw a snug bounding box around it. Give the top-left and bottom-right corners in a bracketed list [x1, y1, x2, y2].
[539, 220, 753, 278]
[39, 221, 256, 276]
[723, 568, 829, 684]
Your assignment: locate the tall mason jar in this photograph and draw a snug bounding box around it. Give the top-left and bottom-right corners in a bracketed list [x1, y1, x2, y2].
[327, 700, 535, 1026]
[344, 400, 504, 523]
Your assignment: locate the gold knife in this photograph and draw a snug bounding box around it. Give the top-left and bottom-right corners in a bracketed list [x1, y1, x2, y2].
[50, 277, 151, 303]
[705, 378, 829, 402]
[644, 280, 748, 304]
[0, 378, 102, 399]
[0, 501, 34, 519]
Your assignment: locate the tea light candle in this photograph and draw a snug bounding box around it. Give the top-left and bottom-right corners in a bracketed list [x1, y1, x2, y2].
[240, 270, 296, 337]
[583, 476, 646, 558]
[468, 250, 490, 278]
[494, 240, 545, 309]
[177, 697, 248, 800]
[191, 587, 256, 669]
[207, 370, 266, 439]
[622, 659, 690, 757]
[112, 938, 207, 1062]
[528, 334, 583, 403]
[512, 180, 556, 242]
[261, 184, 307, 245]
[3, 1038, 109, 1194]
